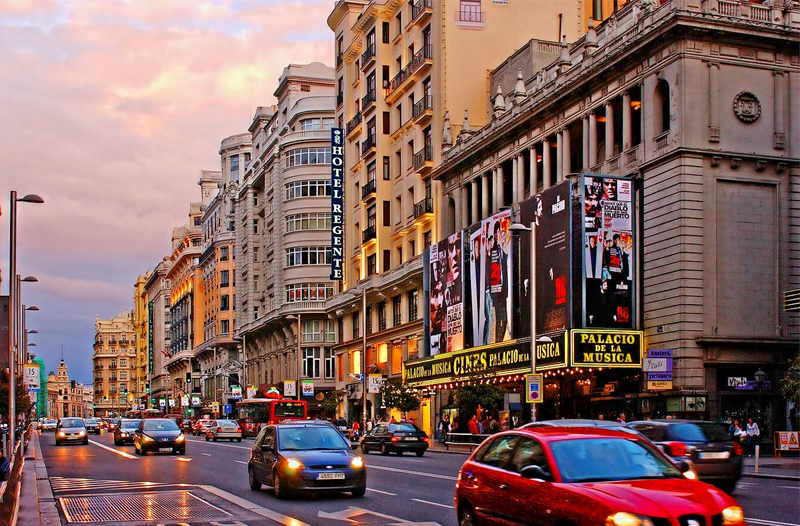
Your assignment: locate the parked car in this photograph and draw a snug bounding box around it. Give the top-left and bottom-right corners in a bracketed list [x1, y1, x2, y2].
[205, 419, 243, 442]
[248, 423, 366, 498]
[55, 418, 89, 446]
[454, 426, 744, 526]
[82, 418, 101, 435]
[134, 418, 186, 455]
[193, 419, 214, 436]
[41, 419, 58, 432]
[629, 419, 743, 493]
[113, 419, 142, 446]
[361, 422, 429, 456]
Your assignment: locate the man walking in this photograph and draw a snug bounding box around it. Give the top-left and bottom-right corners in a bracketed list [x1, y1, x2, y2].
[746, 418, 760, 457]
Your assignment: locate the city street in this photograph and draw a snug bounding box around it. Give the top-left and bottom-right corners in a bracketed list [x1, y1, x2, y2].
[37, 429, 800, 526]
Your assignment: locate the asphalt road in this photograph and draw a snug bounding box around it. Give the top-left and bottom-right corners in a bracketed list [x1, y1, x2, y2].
[37, 429, 799, 526]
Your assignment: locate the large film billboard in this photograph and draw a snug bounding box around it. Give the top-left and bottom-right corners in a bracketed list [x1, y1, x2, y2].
[582, 175, 635, 328]
[469, 209, 513, 346]
[430, 231, 464, 355]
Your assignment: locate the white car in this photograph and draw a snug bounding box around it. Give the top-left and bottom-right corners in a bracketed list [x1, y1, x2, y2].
[42, 419, 58, 432]
[205, 419, 243, 442]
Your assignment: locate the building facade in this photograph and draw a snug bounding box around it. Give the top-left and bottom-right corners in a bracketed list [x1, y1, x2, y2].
[47, 359, 90, 419]
[235, 63, 338, 412]
[133, 272, 150, 404]
[92, 313, 137, 416]
[144, 259, 171, 408]
[413, 0, 799, 435]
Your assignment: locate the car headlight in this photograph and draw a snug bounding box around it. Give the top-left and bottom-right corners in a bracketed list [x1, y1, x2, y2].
[176, 434, 185, 443]
[722, 506, 744, 525]
[683, 468, 697, 480]
[79, 430, 86, 436]
[605, 512, 654, 526]
[285, 458, 304, 470]
[58, 431, 65, 437]
[120, 432, 128, 437]
[143, 435, 154, 442]
[351, 456, 364, 469]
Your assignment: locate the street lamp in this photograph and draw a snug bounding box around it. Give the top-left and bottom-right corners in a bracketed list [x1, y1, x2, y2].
[509, 221, 537, 422]
[754, 368, 767, 422]
[286, 314, 302, 401]
[23, 305, 39, 364]
[7, 192, 44, 450]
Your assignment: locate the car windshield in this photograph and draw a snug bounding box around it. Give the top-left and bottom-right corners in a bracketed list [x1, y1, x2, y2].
[279, 426, 350, 450]
[217, 420, 237, 426]
[388, 423, 419, 433]
[61, 419, 85, 428]
[143, 420, 180, 431]
[670, 423, 730, 443]
[84, 419, 98, 424]
[550, 438, 682, 483]
[120, 420, 141, 430]
[46, 419, 57, 424]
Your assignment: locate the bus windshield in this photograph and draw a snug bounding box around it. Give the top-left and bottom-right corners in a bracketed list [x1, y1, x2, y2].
[275, 402, 305, 418]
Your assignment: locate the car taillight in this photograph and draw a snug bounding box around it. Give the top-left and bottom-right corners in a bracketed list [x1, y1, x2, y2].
[665, 441, 688, 457]
[217, 427, 222, 432]
[391, 436, 401, 442]
[423, 437, 430, 442]
[237, 427, 242, 433]
[732, 441, 743, 456]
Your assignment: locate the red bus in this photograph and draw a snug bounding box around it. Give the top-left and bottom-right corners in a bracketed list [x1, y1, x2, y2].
[235, 398, 307, 437]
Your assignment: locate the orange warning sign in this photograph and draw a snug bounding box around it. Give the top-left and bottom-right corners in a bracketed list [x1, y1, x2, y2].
[776, 431, 799, 451]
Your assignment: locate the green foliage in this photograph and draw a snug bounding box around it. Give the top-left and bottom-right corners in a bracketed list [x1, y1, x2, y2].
[320, 390, 342, 418]
[0, 370, 33, 417]
[780, 356, 800, 407]
[452, 376, 506, 422]
[381, 378, 422, 417]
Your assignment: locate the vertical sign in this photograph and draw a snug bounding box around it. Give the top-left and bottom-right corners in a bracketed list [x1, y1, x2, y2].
[24, 363, 41, 391]
[330, 127, 345, 280]
[525, 374, 543, 403]
[429, 231, 464, 354]
[147, 301, 154, 375]
[582, 175, 635, 328]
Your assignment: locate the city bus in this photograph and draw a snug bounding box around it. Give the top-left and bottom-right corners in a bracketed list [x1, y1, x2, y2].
[126, 408, 163, 419]
[235, 398, 308, 437]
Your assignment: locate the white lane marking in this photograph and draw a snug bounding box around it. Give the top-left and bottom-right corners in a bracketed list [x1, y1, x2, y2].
[367, 464, 457, 481]
[198, 485, 311, 526]
[173, 457, 192, 462]
[185, 437, 251, 450]
[412, 498, 454, 509]
[201, 453, 212, 456]
[746, 519, 800, 526]
[187, 491, 232, 516]
[88, 440, 138, 460]
[234, 460, 247, 464]
[778, 485, 800, 490]
[366, 488, 397, 496]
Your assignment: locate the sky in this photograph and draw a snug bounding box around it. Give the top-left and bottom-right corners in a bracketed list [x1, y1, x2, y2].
[0, 0, 334, 384]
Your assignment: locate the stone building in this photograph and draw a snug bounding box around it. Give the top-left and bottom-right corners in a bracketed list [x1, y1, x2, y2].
[92, 312, 137, 416]
[47, 359, 90, 419]
[415, 0, 799, 435]
[144, 259, 171, 408]
[133, 272, 150, 404]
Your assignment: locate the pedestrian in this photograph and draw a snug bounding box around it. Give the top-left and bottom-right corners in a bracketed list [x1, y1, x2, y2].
[489, 416, 499, 434]
[0, 451, 9, 482]
[746, 418, 760, 457]
[436, 417, 445, 443]
[468, 415, 479, 435]
[442, 418, 450, 443]
[617, 413, 626, 424]
[352, 419, 360, 440]
[366, 418, 374, 433]
[728, 419, 742, 440]
[597, 414, 604, 420]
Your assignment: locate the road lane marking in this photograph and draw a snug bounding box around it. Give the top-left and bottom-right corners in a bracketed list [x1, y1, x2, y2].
[88, 440, 138, 460]
[778, 485, 800, 490]
[172, 457, 192, 462]
[234, 460, 247, 464]
[198, 485, 311, 526]
[746, 519, 800, 526]
[412, 498, 454, 509]
[366, 488, 397, 496]
[185, 437, 251, 450]
[201, 453, 212, 456]
[367, 464, 457, 481]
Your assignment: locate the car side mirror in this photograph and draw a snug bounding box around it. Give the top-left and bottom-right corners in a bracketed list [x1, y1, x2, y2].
[675, 460, 691, 473]
[520, 465, 552, 482]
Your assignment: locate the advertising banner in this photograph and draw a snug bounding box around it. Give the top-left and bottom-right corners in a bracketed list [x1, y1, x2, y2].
[535, 332, 569, 372]
[147, 302, 154, 375]
[23, 363, 40, 391]
[230, 386, 242, 399]
[181, 395, 189, 407]
[246, 386, 257, 399]
[284, 380, 297, 397]
[330, 127, 345, 280]
[582, 176, 635, 328]
[301, 380, 314, 397]
[368, 374, 384, 394]
[430, 230, 464, 355]
[191, 395, 201, 407]
[468, 210, 514, 347]
[570, 329, 643, 368]
[520, 182, 572, 337]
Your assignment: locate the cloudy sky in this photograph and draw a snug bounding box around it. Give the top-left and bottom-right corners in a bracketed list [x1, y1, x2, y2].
[0, 0, 333, 383]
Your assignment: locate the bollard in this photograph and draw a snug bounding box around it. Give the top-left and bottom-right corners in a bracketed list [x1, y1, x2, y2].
[754, 444, 760, 473]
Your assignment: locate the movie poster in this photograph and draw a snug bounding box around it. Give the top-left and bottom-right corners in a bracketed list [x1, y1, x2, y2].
[468, 225, 484, 347]
[429, 231, 463, 355]
[583, 176, 634, 328]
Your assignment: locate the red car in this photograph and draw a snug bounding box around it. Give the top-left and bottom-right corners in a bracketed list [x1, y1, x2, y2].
[454, 427, 745, 526]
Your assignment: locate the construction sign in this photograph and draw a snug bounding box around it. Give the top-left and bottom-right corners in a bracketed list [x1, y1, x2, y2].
[775, 431, 799, 451]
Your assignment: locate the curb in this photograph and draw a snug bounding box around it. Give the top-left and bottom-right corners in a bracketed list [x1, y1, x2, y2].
[742, 472, 800, 481]
[31, 433, 63, 526]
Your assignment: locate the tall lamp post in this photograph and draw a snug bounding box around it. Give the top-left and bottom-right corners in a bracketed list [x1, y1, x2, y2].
[344, 288, 368, 431]
[509, 221, 537, 422]
[754, 368, 767, 423]
[23, 305, 39, 364]
[286, 314, 302, 401]
[7, 192, 44, 449]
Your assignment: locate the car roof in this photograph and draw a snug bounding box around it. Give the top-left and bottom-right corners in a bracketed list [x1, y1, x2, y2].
[522, 419, 628, 429]
[497, 426, 649, 444]
[629, 419, 713, 425]
[272, 422, 337, 429]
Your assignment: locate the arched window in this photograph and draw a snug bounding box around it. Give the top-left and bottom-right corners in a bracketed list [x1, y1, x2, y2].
[654, 79, 670, 134]
[447, 198, 457, 237]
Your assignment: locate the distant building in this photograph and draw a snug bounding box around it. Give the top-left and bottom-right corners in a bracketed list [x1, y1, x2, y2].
[47, 359, 90, 419]
[92, 312, 136, 416]
[133, 272, 151, 405]
[144, 259, 171, 409]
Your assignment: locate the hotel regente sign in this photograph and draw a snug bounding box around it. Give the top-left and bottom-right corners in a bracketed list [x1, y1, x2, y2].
[330, 127, 345, 280]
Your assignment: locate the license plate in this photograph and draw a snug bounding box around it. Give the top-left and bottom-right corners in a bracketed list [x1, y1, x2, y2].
[159, 447, 173, 452]
[317, 472, 345, 480]
[403, 437, 417, 441]
[698, 451, 730, 460]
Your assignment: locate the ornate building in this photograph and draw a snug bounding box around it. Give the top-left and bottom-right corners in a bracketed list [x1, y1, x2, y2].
[47, 359, 90, 419]
[92, 312, 137, 416]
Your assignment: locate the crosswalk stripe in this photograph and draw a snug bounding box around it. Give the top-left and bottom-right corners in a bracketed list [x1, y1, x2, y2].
[49, 477, 177, 495]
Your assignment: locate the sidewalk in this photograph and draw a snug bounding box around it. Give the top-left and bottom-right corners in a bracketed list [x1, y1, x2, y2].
[16, 432, 61, 526]
[742, 454, 800, 480]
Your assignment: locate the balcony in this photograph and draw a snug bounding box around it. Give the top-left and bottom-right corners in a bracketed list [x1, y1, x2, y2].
[412, 95, 433, 124]
[412, 145, 433, 174]
[361, 44, 376, 70]
[654, 130, 670, 152]
[346, 112, 363, 137]
[410, 0, 433, 26]
[337, 92, 344, 107]
[413, 198, 433, 220]
[387, 45, 433, 103]
[362, 225, 377, 245]
[455, 10, 485, 24]
[361, 179, 377, 201]
[361, 89, 376, 114]
[361, 135, 376, 158]
[624, 145, 640, 169]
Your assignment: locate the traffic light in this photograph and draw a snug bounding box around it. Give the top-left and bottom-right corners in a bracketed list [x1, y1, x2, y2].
[185, 372, 191, 384]
[145, 383, 150, 393]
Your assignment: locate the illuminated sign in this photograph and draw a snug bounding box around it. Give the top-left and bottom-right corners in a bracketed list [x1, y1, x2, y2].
[147, 302, 154, 375]
[570, 329, 643, 368]
[330, 127, 345, 280]
[534, 332, 569, 372]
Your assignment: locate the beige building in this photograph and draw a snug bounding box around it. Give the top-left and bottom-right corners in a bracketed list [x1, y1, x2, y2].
[144, 259, 171, 408]
[426, 0, 799, 433]
[235, 63, 338, 412]
[47, 359, 90, 419]
[325, 0, 609, 428]
[133, 272, 150, 405]
[92, 313, 137, 416]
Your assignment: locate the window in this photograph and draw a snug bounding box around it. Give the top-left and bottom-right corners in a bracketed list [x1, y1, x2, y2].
[423, 230, 431, 249]
[383, 156, 390, 180]
[383, 111, 390, 134]
[231, 155, 240, 182]
[118, 359, 126, 367]
[383, 201, 390, 226]
[303, 348, 321, 378]
[192, 238, 201, 247]
[352, 311, 360, 339]
[367, 161, 376, 183]
[220, 295, 230, 311]
[655, 79, 671, 134]
[323, 118, 335, 130]
[509, 438, 549, 473]
[302, 320, 336, 342]
[337, 317, 344, 344]
[253, 219, 259, 234]
[382, 21, 390, 43]
[396, 103, 403, 128]
[220, 270, 230, 287]
[300, 118, 321, 130]
[365, 306, 373, 334]
[383, 249, 391, 272]
[396, 151, 402, 177]
[284, 147, 332, 168]
[396, 245, 403, 265]
[220, 319, 230, 334]
[194, 216, 201, 226]
[253, 194, 258, 207]
[410, 239, 416, 257]
[378, 301, 386, 331]
[392, 296, 402, 325]
[458, 0, 483, 22]
[286, 213, 332, 232]
[254, 278, 259, 292]
[396, 12, 402, 35]
[253, 307, 259, 320]
[382, 65, 390, 89]
[285, 283, 334, 303]
[285, 247, 332, 267]
[476, 435, 520, 469]
[220, 246, 229, 261]
[408, 289, 418, 320]
[367, 254, 377, 276]
[325, 349, 335, 379]
[285, 180, 332, 200]
[228, 220, 235, 232]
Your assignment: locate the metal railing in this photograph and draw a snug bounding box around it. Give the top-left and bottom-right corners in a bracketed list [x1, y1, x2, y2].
[362, 225, 377, 244]
[654, 130, 670, 150]
[455, 10, 485, 23]
[361, 44, 375, 66]
[361, 179, 376, 199]
[412, 95, 433, 120]
[444, 432, 492, 450]
[336, 54, 343, 68]
[346, 112, 363, 134]
[389, 45, 433, 93]
[361, 135, 376, 155]
[412, 145, 433, 170]
[411, 0, 433, 22]
[413, 197, 433, 219]
[362, 89, 376, 109]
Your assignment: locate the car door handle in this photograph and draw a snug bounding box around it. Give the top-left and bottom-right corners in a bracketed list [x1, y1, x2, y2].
[499, 484, 510, 490]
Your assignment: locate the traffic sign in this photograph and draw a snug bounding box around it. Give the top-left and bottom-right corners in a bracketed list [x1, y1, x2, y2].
[212, 402, 220, 415]
[525, 374, 543, 403]
[223, 404, 231, 415]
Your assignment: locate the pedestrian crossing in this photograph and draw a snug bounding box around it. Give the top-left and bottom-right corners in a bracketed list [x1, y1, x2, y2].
[50, 476, 184, 496]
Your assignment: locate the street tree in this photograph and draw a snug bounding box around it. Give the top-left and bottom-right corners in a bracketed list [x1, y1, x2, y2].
[780, 355, 800, 407]
[452, 374, 505, 424]
[0, 370, 33, 418]
[320, 390, 342, 418]
[380, 378, 422, 419]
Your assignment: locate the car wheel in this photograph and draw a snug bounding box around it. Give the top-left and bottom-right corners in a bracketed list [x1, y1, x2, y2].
[361, 443, 370, 454]
[381, 442, 389, 456]
[415, 451, 425, 457]
[213, 437, 218, 442]
[459, 505, 478, 526]
[351, 486, 366, 498]
[205, 435, 209, 442]
[273, 471, 290, 499]
[83, 439, 88, 445]
[397, 450, 403, 456]
[237, 438, 242, 443]
[248, 467, 262, 491]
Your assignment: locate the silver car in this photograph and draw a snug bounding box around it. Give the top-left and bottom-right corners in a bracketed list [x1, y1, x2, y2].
[205, 419, 243, 442]
[42, 419, 58, 432]
[56, 418, 89, 445]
